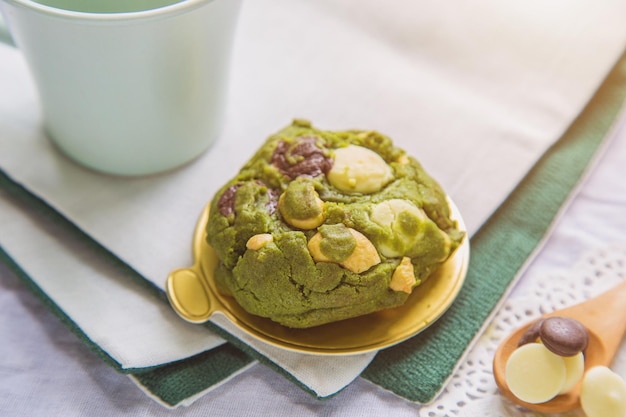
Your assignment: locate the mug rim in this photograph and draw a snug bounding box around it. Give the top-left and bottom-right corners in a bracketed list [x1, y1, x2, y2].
[1, 0, 216, 22]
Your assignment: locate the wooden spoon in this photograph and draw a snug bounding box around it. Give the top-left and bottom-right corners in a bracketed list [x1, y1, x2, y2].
[492, 279, 626, 413]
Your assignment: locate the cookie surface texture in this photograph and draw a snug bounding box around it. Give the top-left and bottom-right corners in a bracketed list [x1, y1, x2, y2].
[206, 119, 464, 328]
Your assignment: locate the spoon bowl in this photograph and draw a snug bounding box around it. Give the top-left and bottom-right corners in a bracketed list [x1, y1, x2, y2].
[493, 279, 626, 413]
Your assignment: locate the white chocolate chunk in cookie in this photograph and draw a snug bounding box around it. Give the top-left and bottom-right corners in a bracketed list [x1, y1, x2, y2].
[308, 227, 381, 274]
[389, 257, 416, 294]
[246, 234, 274, 250]
[371, 199, 424, 257]
[327, 145, 393, 194]
[279, 192, 325, 229]
[278, 180, 325, 230]
[396, 154, 410, 165]
[341, 228, 381, 273]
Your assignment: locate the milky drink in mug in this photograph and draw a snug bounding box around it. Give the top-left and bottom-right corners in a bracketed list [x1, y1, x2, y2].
[0, 0, 242, 175]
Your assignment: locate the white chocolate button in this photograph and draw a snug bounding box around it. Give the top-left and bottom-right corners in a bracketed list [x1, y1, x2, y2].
[246, 234, 274, 250]
[308, 227, 381, 274]
[505, 343, 566, 404]
[327, 145, 393, 194]
[278, 179, 325, 230]
[389, 257, 416, 294]
[340, 228, 382, 273]
[371, 199, 425, 257]
[581, 366, 626, 417]
[559, 351, 585, 394]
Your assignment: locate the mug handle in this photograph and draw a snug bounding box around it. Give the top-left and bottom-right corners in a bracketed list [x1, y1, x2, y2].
[0, 14, 15, 46]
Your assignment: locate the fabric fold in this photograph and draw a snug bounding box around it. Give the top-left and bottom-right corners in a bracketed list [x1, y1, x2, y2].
[3, 0, 626, 407]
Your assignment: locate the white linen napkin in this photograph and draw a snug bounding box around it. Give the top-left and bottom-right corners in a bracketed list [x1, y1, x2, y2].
[0, 187, 227, 369]
[2, 0, 626, 402]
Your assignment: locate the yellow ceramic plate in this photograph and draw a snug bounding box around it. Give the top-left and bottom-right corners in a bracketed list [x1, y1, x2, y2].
[166, 198, 469, 355]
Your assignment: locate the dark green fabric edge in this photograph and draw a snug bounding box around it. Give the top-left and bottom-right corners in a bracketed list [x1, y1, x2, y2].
[361, 49, 626, 402]
[0, 244, 127, 371]
[0, 237, 256, 407]
[130, 342, 253, 406]
[0, 19, 15, 47]
[0, 170, 323, 401]
[204, 320, 332, 399]
[0, 173, 256, 406]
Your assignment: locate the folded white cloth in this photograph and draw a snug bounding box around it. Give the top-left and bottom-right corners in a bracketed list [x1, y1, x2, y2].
[2, 0, 626, 402]
[0, 188, 227, 369]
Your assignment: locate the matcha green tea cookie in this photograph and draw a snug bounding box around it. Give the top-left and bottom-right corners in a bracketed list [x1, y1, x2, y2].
[206, 120, 464, 328]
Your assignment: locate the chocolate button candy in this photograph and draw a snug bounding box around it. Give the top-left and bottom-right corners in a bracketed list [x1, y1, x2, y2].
[271, 137, 333, 180]
[539, 317, 589, 357]
[518, 318, 545, 347]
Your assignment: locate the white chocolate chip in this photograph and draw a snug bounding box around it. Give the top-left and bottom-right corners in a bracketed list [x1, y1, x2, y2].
[291, 216, 324, 230]
[581, 366, 626, 417]
[278, 181, 325, 230]
[389, 257, 416, 294]
[505, 343, 566, 404]
[341, 228, 381, 273]
[279, 196, 325, 229]
[308, 227, 381, 274]
[396, 154, 410, 165]
[246, 234, 273, 250]
[327, 145, 393, 194]
[371, 199, 425, 258]
[307, 232, 332, 263]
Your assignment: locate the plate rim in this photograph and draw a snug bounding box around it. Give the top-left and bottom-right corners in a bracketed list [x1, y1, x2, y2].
[186, 197, 469, 356]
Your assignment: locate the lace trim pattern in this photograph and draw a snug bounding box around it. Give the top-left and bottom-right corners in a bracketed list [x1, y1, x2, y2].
[419, 243, 626, 417]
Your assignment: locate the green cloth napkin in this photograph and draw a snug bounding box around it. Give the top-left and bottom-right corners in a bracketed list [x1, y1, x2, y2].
[137, 48, 626, 404]
[2, 45, 625, 407]
[362, 49, 626, 402]
[0, 180, 254, 404]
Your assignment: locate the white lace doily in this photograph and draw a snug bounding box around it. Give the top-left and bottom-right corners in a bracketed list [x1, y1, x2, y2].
[419, 243, 626, 417]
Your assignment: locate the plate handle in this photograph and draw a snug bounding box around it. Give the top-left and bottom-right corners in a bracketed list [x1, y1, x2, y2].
[166, 267, 216, 324]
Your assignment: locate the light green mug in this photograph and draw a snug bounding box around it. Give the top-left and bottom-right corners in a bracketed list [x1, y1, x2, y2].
[0, 0, 242, 176]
